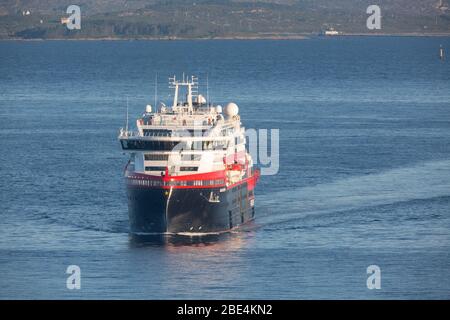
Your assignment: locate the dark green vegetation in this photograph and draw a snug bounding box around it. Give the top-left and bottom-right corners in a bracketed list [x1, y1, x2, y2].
[1, 0, 449, 39]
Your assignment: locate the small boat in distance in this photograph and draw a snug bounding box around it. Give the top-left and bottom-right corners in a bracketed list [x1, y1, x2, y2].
[118, 75, 260, 235]
[319, 27, 341, 36]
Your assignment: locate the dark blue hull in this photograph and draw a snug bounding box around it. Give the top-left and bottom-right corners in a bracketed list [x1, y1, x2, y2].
[127, 182, 255, 234]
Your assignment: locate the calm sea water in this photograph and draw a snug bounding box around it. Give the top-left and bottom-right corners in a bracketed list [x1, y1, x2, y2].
[1, 37, 450, 299]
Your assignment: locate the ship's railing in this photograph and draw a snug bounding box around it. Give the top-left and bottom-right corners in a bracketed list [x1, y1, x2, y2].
[141, 129, 215, 137]
[119, 128, 139, 138]
[125, 165, 259, 189]
[120, 130, 230, 141]
[141, 113, 227, 127]
[143, 119, 219, 127]
[127, 177, 226, 188]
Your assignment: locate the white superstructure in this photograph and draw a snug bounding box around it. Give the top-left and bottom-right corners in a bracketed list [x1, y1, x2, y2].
[119, 75, 253, 186]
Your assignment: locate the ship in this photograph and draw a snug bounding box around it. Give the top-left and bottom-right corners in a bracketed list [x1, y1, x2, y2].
[319, 27, 341, 36]
[118, 75, 260, 235]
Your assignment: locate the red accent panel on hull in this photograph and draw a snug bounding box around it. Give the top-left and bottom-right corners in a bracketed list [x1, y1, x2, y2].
[128, 183, 226, 190]
[126, 168, 260, 190]
[246, 168, 260, 191]
[127, 169, 226, 181]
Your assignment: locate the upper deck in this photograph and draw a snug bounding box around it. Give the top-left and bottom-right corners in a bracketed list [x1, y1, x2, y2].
[118, 74, 243, 144]
[118, 74, 251, 178]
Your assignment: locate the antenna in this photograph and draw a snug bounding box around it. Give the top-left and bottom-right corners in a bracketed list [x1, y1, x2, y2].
[154, 72, 158, 109]
[206, 73, 209, 106]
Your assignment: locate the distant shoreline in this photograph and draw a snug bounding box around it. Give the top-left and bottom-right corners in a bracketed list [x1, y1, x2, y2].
[1, 33, 450, 41]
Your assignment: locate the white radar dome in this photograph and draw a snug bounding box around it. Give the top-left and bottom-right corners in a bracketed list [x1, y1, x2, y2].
[146, 104, 152, 113]
[197, 94, 206, 104]
[224, 102, 239, 118]
[216, 105, 223, 114]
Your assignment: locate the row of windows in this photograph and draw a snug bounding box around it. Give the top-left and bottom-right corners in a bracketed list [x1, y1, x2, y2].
[122, 140, 180, 151]
[128, 179, 225, 187]
[145, 166, 166, 172]
[144, 154, 169, 161]
[144, 154, 201, 161]
[142, 129, 172, 137]
[122, 140, 228, 151]
[144, 166, 198, 172]
[142, 129, 213, 137]
[180, 166, 198, 172]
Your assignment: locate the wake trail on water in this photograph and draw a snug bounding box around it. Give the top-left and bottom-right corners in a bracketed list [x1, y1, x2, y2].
[257, 159, 450, 228]
[28, 160, 450, 236]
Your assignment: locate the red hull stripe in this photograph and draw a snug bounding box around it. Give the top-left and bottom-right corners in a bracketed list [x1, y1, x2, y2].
[127, 169, 226, 181]
[127, 183, 226, 190]
[126, 168, 260, 190]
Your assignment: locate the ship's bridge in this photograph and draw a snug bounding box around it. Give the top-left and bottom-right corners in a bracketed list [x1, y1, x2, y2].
[119, 75, 242, 149]
[118, 75, 247, 177]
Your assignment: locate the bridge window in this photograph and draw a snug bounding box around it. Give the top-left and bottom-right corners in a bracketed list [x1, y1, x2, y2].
[121, 140, 182, 151]
[143, 129, 172, 137]
[180, 167, 198, 172]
